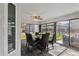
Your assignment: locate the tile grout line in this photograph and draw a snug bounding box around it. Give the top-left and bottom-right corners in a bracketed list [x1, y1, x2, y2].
[57, 48, 68, 56]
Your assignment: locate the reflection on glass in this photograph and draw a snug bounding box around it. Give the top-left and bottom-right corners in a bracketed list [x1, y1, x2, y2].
[41, 24, 47, 33]
[29, 24, 39, 34]
[29, 24, 35, 34]
[35, 25, 39, 32]
[41, 23, 54, 41]
[8, 3, 16, 53]
[70, 20, 79, 48]
[47, 23, 54, 41]
[56, 21, 69, 45]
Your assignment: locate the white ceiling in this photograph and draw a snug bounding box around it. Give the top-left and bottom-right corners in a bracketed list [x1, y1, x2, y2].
[19, 3, 79, 23]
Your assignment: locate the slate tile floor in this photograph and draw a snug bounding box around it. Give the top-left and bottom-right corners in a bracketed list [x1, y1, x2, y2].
[22, 44, 79, 56]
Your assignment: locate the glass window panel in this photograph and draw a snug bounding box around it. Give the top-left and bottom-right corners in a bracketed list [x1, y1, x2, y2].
[8, 3, 16, 53]
[25, 24, 29, 33]
[41, 24, 47, 33]
[70, 19, 79, 48]
[29, 24, 35, 34]
[56, 21, 69, 45]
[34, 25, 39, 32]
[47, 23, 54, 41]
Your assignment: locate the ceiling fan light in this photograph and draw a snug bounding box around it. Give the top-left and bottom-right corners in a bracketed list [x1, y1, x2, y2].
[35, 16, 38, 19]
[34, 19, 38, 21]
[40, 18, 43, 20]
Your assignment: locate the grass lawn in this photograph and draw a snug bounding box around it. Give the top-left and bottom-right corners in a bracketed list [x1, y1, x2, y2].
[48, 32, 63, 41]
[56, 32, 63, 41]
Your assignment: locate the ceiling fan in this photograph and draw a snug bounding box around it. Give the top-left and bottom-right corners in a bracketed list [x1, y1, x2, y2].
[25, 12, 43, 21]
[31, 15, 43, 21]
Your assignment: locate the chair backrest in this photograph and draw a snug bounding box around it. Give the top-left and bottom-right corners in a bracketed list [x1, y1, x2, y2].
[52, 32, 56, 42]
[46, 33, 50, 41]
[35, 32, 39, 36]
[41, 33, 49, 48]
[26, 33, 34, 45]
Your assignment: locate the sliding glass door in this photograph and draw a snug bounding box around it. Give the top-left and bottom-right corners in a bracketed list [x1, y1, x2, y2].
[70, 19, 79, 48]
[41, 23, 55, 41]
[47, 23, 54, 41]
[41, 24, 47, 33]
[56, 21, 69, 45]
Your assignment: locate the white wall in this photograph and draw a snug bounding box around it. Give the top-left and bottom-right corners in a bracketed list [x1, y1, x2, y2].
[0, 3, 4, 56]
[0, 3, 21, 56]
[15, 3, 21, 56]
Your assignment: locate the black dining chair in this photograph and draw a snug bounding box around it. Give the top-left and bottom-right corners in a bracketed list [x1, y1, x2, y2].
[51, 32, 56, 48]
[26, 33, 40, 52]
[39, 33, 50, 53]
[26, 33, 34, 52]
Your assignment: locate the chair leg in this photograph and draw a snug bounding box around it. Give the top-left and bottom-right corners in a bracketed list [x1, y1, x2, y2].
[46, 44, 49, 52]
[52, 43, 54, 49]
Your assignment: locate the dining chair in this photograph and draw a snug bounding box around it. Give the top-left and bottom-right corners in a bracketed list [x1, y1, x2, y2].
[40, 33, 50, 53]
